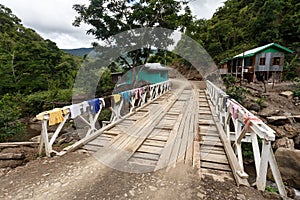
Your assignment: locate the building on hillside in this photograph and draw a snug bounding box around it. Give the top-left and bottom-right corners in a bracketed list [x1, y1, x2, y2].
[219, 43, 294, 82]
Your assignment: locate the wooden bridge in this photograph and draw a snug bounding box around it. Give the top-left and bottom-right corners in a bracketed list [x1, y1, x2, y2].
[36, 79, 287, 197]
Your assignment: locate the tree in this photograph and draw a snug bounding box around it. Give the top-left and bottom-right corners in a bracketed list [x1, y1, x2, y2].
[73, 0, 193, 68]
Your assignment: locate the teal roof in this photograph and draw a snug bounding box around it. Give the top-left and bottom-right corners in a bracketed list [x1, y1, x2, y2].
[233, 43, 294, 58]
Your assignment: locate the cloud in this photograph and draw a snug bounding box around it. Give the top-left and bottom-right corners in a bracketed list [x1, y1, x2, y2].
[2, 0, 95, 49]
[1, 0, 224, 49]
[189, 0, 224, 19]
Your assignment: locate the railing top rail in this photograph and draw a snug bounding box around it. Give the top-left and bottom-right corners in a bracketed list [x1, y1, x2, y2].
[206, 80, 276, 141]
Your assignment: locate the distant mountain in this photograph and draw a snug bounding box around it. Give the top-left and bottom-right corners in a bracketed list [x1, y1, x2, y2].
[62, 48, 93, 57]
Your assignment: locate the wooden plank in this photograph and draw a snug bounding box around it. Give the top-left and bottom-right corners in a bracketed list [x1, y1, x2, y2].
[143, 139, 165, 147]
[193, 141, 201, 168]
[185, 100, 196, 165]
[201, 161, 231, 171]
[137, 145, 163, 155]
[168, 104, 192, 167]
[201, 136, 221, 142]
[198, 119, 215, 125]
[0, 142, 39, 148]
[200, 141, 223, 147]
[200, 145, 225, 152]
[103, 130, 121, 136]
[200, 153, 229, 165]
[199, 125, 217, 132]
[129, 157, 157, 166]
[201, 168, 233, 180]
[148, 135, 169, 141]
[132, 152, 160, 161]
[0, 153, 24, 160]
[200, 149, 226, 155]
[155, 113, 184, 171]
[177, 111, 192, 163]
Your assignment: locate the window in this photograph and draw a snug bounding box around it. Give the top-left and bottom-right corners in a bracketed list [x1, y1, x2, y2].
[259, 57, 266, 65]
[272, 57, 281, 65]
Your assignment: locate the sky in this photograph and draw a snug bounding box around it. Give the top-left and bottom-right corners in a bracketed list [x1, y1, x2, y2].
[1, 0, 224, 49]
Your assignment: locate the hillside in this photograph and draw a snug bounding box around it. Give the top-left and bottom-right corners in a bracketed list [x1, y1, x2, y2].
[62, 48, 93, 57]
[188, 0, 300, 63]
[0, 4, 82, 141]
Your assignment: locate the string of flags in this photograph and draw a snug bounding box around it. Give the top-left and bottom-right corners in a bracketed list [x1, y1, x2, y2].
[36, 84, 167, 126]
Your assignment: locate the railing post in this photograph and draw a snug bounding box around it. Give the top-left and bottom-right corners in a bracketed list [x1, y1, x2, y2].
[40, 118, 51, 157]
[257, 139, 270, 191]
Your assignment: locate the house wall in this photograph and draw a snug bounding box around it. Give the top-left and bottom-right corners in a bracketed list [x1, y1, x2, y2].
[255, 52, 284, 71]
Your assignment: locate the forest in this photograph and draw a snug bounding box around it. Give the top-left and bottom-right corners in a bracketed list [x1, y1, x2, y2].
[0, 0, 299, 141]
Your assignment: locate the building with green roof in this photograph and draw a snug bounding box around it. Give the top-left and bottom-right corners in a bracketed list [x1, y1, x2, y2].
[219, 43, 294, 82]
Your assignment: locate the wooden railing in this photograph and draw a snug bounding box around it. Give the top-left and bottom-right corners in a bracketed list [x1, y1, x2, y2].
[205, 80, 287, 197]
[36, 81, 170, 157]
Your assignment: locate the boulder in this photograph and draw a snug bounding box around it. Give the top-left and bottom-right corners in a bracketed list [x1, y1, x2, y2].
[272, 137, 294, 150]
[275, 148, 300, 190]
[283, 124, 299, 138]
[280, 91, 293, 99]
[294, 134, 300, 150]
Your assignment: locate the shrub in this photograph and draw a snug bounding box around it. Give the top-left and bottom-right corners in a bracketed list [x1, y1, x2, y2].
[23, 89, 72, 116]
[226, 86, 248, 104]
[223, 74, 238, 88]
[0, 94, 25, 142]
[292, 77, 300, 98]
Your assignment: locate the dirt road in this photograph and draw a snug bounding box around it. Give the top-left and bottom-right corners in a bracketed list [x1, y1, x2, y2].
[0, 150, 281, 200]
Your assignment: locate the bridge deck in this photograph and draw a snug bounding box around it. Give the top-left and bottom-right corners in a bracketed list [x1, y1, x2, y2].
[82, 82, 233, 178]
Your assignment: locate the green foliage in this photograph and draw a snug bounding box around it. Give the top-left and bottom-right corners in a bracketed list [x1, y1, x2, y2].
[292, 77, 300, 98]
[283, 54, 300, 81]
[223, 75, 238, 88]
[226, 86, 248, 104]
[188, 0, 299, 64]
[242, 143, 254, 159]
[96, 68, 114, 97]
[23, 89, 72, 116]
[0, 4, 81, 97]
[0, 4, 82, 141]
[222, 75, 247, 104]
[0, 94, 25, 142]
[73, 0, 193, 68]
[255, 97, 265, 110]
[265, 185, 279, 194]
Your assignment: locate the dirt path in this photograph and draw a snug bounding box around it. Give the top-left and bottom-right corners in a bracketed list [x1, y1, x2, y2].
[0, 150, 281, 200]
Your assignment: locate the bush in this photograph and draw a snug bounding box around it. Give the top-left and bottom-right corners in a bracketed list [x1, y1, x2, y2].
[292, 77, 300, 98]
[23, 89, 72, 116]
[226, 86, 248, 104]
[223, 74, 238, 88]
[0, 94, 25, 142]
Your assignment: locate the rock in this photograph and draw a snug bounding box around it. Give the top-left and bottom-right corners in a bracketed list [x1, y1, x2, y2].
[270, 126, 285, 138]
[236, 193, 246, 200]
[275, 148, 300, 190]
[286, 186, 296, 199]
[294, 134, 300, 150]
[28, 122, 42, 134]
[272, 137, 294, 150]
[258, 109, 280, 118]
[248, 103, 261, 112]
[148, 186, 157, 191]
[283, 124, 298, 138]
[280, 91, 293, 99]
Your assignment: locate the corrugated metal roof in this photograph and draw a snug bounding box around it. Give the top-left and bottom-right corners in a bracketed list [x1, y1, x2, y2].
[233, 43, 294, 58]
